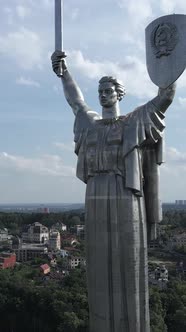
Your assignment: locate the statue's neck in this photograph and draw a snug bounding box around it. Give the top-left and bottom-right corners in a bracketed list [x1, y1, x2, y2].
[102, 104, 120, 119]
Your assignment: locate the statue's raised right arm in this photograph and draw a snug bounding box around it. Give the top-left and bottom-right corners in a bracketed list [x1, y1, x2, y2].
[51, 50, 86, 116]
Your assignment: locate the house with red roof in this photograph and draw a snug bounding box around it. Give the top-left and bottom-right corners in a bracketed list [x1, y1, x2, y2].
[0, 252, 16, 269]
[40, 263, 50, 275]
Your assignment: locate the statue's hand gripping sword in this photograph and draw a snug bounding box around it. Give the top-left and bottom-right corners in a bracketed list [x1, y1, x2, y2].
[55, 0, 66, 77]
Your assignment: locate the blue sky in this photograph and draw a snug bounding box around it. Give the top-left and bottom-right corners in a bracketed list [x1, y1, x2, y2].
[0, 0, 186, 203]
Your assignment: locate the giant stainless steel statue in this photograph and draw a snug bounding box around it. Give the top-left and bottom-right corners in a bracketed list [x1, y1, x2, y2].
[51, 5, 186, 331]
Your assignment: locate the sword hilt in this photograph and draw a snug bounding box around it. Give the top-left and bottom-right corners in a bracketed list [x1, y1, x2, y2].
[57, 51, 67, 77]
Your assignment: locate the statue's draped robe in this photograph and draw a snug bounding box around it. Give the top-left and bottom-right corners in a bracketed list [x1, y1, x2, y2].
[74, 101, 165, 332]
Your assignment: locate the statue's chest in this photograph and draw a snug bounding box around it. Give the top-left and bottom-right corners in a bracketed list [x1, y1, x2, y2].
[85, 122, 124, 172]
[86, 122, 123, 147]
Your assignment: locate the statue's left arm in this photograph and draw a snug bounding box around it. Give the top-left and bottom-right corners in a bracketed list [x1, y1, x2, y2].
[142, 83, 176, 242]
[150, 83, 176, 113]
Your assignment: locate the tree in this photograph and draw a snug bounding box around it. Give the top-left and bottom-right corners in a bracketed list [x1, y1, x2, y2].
[149, 287, 167, 332]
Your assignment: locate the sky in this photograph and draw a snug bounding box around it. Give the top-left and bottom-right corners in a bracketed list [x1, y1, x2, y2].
[0, 0, 186, 203]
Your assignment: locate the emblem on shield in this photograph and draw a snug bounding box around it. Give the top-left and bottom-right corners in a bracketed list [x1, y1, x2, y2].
[146, 14, 186, 88]
[151, 22, 179, 58]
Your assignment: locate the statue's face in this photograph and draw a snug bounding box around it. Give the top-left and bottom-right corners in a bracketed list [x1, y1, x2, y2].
[98, 82, 118, 108]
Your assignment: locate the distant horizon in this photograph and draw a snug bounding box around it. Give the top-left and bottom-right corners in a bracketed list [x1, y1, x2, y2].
[0, 201, 183, 206]
[0, 202, 84, 206]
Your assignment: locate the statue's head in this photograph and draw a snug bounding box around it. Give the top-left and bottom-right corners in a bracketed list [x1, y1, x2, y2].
[98, 76, 126, 108]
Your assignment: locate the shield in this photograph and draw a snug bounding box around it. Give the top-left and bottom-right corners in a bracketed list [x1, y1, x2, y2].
[146, 14, 186, 88]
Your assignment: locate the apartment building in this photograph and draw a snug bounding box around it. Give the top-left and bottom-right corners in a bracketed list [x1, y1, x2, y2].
[22, 222, 49, 244]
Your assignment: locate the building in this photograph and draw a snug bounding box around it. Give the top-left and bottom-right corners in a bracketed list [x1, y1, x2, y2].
[50, 258, 57, 267]
[51, 222, 67, 232]
[42, 207, 50, 214]
[40, 264, 50, 275]
[69, 256, 86, 269]
[61, 223, 67, 232]
[148, 239, 160, 249]
[49, 231, 61, 250]
[22, 222, 49, 244]
[0, 252, 16, 269]
[12, 236, 21, 249]
[175, 200, 186, 205]
[57, 249, 69, 258]
[0, 228, 9, 241]
[155, 265, 168, 280]
[14, 243, 48, 262]
[37, 206, 50, 214]
[75, 225, 85, 239]
[0, 229, 13, 250]
[61, 234, 79, 247]
[149, 265, 168, 289]
[0, 228, 12, 250]
[173, 233, 186, 246]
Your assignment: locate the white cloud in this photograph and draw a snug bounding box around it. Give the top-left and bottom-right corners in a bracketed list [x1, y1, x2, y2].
[117, 0, 152, 24]
[16, 76, 40, 88]
[166, 146, 186, 164]
[71, 8, 79, 20]
[16, 5, 30, 19]
[0, 152, 75, 177]
[159, 0, 186, 13]
[0, 27, 43, 70]
[159, 0, 176, 13]
[68, 50, 156, 99]
[178, 97, 186, 108]
[160, 145, 186, 201]
[176, 71, 186, 89]
[54, 142, 74, 152]
[118, 0, 152, 21]
[53, 85, 61, 94]
[25, 0, 52, 9]
[3, 7, 13, 25]
[41, 0, 53, 8]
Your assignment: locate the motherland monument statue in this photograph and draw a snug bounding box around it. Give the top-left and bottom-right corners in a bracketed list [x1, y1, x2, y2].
[51, 3, 186, 331]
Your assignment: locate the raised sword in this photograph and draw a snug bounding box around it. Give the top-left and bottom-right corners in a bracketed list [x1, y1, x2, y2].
[55, 0, 66, 76]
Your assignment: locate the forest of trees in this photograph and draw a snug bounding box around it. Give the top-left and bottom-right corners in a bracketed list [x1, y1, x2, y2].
[0, 263, 185, 332]
[162, 210, 186, 228]
[0, 266, 88, 332]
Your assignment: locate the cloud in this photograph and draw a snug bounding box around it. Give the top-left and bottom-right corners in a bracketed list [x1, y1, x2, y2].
[160, 146, 186, 178]
[0, 152, 75, 177]
[166, 146, 186, 164]
[71, 8, 79, 20]
[159, 0, 186, 13]
[0, 27, 43, 70]
[176, 72, 186, 90]
[160, 145, 186, 201]
[40, 0, 53, 8]
[53, 85, 61, 94]
[68, 50, 156, 99]
[54, 142, 74, 152]
[118, 0, 152, 22]
[16, 76, 40, 88]
[3, 7, 14, 25]
[178, 97, 186, 108]
[16, 5, 30, 19]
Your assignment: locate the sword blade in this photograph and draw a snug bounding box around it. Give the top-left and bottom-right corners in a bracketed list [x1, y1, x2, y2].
[55, 0, 63, 51]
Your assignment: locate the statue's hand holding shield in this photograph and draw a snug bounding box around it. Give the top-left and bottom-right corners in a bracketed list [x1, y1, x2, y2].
[146, 14, 186, 88]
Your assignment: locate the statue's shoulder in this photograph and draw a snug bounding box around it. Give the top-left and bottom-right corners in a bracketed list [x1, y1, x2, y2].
[119, 105, 145, 124]
[74, 109, 100, 142]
